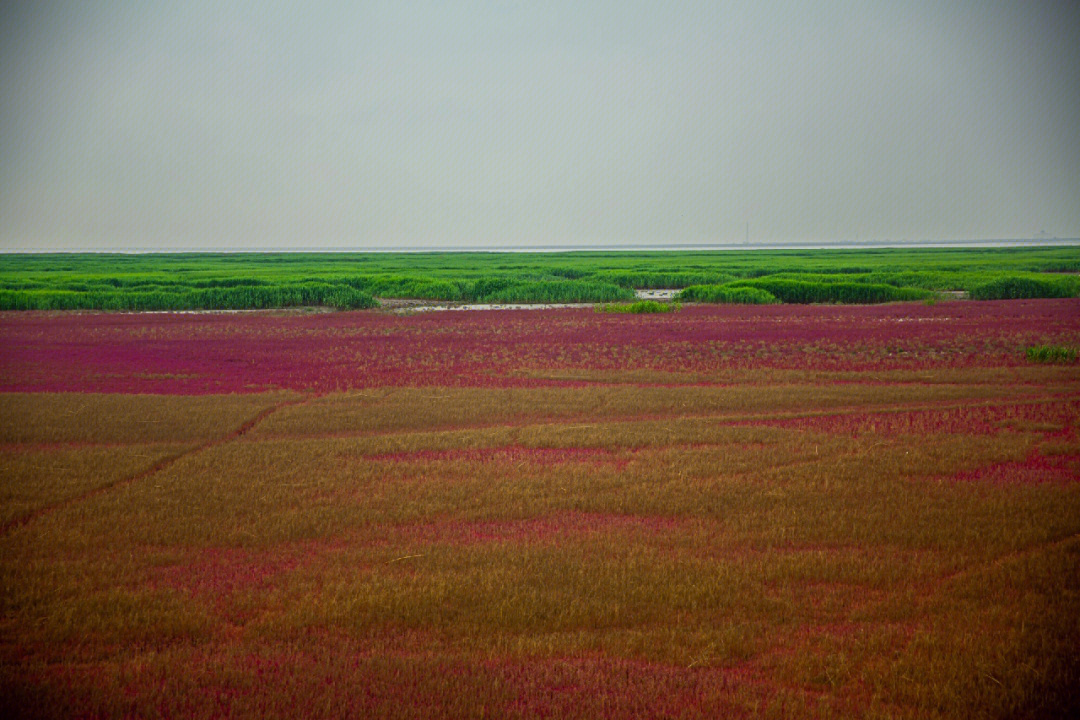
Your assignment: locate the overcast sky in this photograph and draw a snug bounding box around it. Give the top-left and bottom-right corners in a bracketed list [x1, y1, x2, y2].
[1, 1, 1078, 251]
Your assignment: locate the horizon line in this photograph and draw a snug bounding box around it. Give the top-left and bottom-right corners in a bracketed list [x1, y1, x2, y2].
[3, 238, 1079, 255]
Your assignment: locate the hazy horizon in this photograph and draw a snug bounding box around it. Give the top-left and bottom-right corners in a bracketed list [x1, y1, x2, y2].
[2, 1, 1079, 252]
[4, 237, 1080, 256]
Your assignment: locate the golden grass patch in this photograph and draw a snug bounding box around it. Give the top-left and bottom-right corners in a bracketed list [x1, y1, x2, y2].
[2, 380, 1078, 719]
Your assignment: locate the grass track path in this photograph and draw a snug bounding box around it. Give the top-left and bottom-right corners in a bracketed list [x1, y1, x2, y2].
[0, 394, 318, 535]
[937, 528, 1080, 589]
[246, 392, 1079, 445]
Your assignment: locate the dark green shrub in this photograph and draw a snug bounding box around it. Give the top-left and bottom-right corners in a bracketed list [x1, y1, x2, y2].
[726, 279, 930, 304]
[469, 277, 514, 300]
[970, 276, 1077, 300]
[325, 288, 379, 309]
[547, 267, 591, 280]
[596, 300, 679, 314]
[676, 285, 779, 304]
[361, 276, 466, 301]
[0, 284, 378, 311]
[1026, 345, 1078, 364]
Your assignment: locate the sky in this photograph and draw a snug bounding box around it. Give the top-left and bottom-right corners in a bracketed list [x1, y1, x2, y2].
[1, 1, 1078, 251]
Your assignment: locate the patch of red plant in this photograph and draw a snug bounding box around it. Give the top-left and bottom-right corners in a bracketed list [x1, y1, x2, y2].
[2, 300, 1076, 394]
[146, 539, 350, 610]
[735, 398, 1080, 436]
[951, 449, 1080, 485]
[17, 641, 813, 720]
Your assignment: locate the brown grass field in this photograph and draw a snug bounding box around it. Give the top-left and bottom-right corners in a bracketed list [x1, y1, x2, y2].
[1, 302, 1078, 718]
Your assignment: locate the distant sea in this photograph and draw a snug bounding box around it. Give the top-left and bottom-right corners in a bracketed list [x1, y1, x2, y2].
[6, 239, 1079, 254]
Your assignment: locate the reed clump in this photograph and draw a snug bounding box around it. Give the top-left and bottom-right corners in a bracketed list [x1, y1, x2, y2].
[676, 285, 778, 304]
[724, 279, 932, 304]
[596, 300, 679, 314]
[1025, 345, 1078, 364]
[970, 276, 1079, 300]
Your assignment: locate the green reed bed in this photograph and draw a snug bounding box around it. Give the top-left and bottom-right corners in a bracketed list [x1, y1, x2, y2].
[0, 246, 1076, 310]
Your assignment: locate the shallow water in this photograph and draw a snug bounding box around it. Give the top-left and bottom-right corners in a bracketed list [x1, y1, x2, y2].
[635, 289, 680, 299]
[395, 302, 596, 313]
[393, 288, 682, 313]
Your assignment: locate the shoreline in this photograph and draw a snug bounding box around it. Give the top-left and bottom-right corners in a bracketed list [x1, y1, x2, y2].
[3, 239, 1079, 255]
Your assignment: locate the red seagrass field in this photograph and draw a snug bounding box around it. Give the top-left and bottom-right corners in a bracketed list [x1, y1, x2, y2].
[1, 300, 1079, 719]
